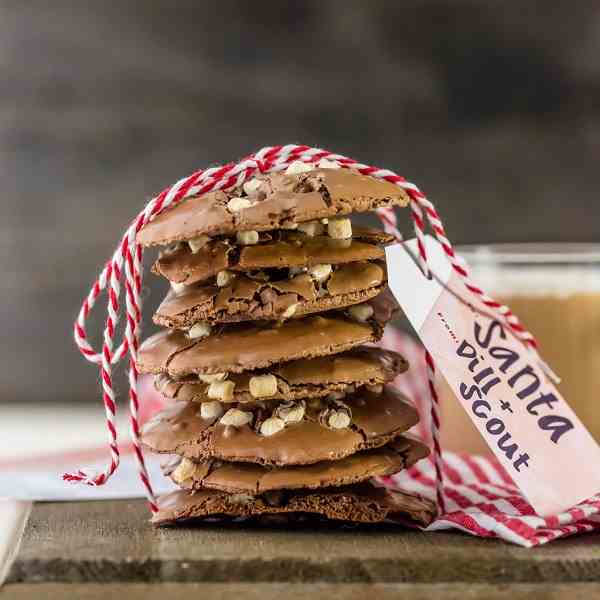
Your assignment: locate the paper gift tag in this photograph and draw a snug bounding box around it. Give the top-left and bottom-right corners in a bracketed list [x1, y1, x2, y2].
[386, 236, 600, 516]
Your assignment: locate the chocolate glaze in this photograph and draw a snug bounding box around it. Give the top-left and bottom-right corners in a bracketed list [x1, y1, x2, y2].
[153, 262, 386, 328]
[137, 168, 409, 246]
[138, 313, 387, 376]
[167, 435, 429, 493]
[153, 227, 391, 285]
[152, 482, 436, 527]
[156, 347, 409, 404]
[141, 386, 419, 466]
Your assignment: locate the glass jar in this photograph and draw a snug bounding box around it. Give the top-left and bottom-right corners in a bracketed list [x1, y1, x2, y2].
[439, 243, 600, 454]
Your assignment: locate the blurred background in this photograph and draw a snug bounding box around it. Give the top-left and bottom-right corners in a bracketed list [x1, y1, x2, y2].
[1, 0, 599, 410]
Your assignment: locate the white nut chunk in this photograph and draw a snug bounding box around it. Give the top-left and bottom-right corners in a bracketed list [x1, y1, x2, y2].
[199, 400, 225, 420]
[328, 409, 352, 429]
[309, 264, 332, 283]
[285, 160, 314, 175]
[243, 178, 262, 195]
[198, 372, 228, 383]
[276, 401, 305, 423]
[317, 158, 340, 169]
[236, 230, 259, 245]
[260, 417, 285, 437]
[188, 322, 212, 340]
[171, 458, 196, 484]
[327, 217, 352, 239]
[227, 197, 254, 212]
[188, 235, 210, 253]
[249, 374, 278, 398]
[220, 408, 253, 427]
[208, 380, 236, 402]
[280, 303, 299, 319]
[170, 281, 188, 294]
[216, 270, 235, 287]
[348, 303, 374, 323]
[297, 220, 324, 237]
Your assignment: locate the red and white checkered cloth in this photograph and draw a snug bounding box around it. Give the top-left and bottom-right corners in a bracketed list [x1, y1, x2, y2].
[380, 327, 600, 547]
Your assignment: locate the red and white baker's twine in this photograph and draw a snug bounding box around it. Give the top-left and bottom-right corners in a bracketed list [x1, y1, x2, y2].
[67, 144, 552, 516]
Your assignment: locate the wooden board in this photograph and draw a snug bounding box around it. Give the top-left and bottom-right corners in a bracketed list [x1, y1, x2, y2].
[5, 500, 600, 587]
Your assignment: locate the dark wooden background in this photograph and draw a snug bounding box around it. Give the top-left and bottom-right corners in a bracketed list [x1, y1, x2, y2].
[2, 1, 599, 405]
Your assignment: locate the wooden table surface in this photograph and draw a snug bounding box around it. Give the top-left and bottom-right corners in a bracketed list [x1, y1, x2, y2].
[3, 500, 600, 598]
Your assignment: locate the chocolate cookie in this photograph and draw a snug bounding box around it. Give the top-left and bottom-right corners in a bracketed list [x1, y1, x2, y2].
[154, 262, 386, 327]
[137, 167, 409, 246]
[155, 347, 408, 404]
[152, 482, 436, 527]
[138, 312, 389, 376]
[141, 386, 419, 466]
[164, 435, 429, 493]
[152, 227, 393, 286]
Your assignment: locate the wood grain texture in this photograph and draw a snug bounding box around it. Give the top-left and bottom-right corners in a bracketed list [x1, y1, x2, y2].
[6, 500, 600, 585]
[5, 583, 600, 600]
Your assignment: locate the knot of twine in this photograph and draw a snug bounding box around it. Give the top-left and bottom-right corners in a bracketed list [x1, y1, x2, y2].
[67, 144, 553, 515]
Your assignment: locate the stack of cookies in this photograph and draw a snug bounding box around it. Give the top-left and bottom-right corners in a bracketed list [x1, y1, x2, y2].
[137, 160, 436, 527]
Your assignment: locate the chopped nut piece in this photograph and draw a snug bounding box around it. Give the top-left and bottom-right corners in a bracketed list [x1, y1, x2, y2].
[229, 493, 255, 504]
[243, 178, 262, 195]
[199, 400, 224, 420]
[216, 270, 235, 287]
[348, 303, 374, 323]
[317, 158, 340, 169]
[188, 235, 210, 253]
[220, 408, 253, 427]
[260, 416, 285, 437]
[208, 380, 236, 402]
[236, 230, 259, 245]
[308, 264, 332, 282]
[327, 391, 346, 402]
[249, 374, 278, 398]
[159, 242, 182, 258]
[328, 409, 351, 429]
[280, 303, 299, 319]
[366, 384, 383, 394]
[227, 197, 254, 212]
[198, 372, 228, 383]
[171, 458, 196, 484]
[188, 322, 212, 340]
[275, 400, 305, 423]
[170, 281, 187, 294]
[285, 160, 313, 175]
[297, 220, 324, 237]
[327, 217, 352, 239]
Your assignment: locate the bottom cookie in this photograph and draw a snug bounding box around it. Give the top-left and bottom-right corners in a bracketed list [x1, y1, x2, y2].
[152, 482, 436, 527]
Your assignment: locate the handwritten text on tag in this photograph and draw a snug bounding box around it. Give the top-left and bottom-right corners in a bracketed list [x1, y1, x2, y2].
[386, 237, 600, 516]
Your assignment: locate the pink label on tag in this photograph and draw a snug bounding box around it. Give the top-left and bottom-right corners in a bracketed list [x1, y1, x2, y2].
[386, 237, 600, 516]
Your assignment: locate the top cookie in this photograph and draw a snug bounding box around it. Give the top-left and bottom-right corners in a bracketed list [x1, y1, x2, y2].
[136, 166, 409, 246]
